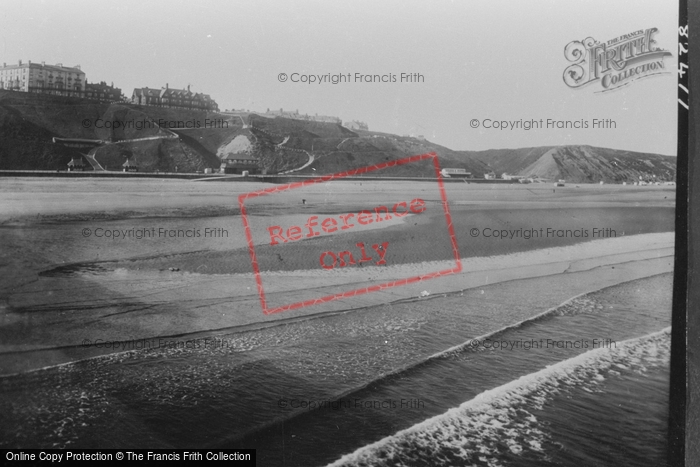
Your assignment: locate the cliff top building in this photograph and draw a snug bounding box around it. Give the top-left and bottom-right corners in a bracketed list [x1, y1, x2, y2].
[131, 84, 219, 111]
[84, 80, 123, 103]
[264, 108, 341, 124]
[0, 60, 85, 97]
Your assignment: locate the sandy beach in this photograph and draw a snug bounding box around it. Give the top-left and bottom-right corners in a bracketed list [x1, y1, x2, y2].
[0, 178, 674, 374]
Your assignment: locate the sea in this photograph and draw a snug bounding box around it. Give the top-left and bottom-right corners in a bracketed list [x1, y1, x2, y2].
[0, 273, 672, 467]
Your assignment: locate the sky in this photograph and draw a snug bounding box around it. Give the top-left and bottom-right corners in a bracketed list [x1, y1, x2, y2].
[0, 0, 679, 155]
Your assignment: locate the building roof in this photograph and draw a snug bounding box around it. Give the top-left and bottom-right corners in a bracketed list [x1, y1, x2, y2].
[132, 87, 162, 98]
[86, 81, 120, 91]
[132, 86, 217, 105]
[122, 158, 138, 167]
[222, 152, 258, 161]
[67, 157, 86, 166]
[1, 62, 83, 74]
[160, 87, 193, 99]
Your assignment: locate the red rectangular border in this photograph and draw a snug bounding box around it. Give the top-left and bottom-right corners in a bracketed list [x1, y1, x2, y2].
[238, 152, 462, 314]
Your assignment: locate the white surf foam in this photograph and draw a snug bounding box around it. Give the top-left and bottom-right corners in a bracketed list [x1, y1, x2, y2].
[326, 327, 671, 466]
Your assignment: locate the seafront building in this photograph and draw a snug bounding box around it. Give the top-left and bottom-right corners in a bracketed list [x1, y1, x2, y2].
[220, 153, 261, 174]
[66, 157, 87, 171]
[131, 84, 219, 111]
[264, 108, 341, 124]
[501, 173, 526, 181]
[84, 81, 123, 103]
[122, 158, 139, 172]
[441, 168, 472, 178]
[0, 60, 85, 97]
[0, 60, 124, 102]
[0, 60, 219, 109]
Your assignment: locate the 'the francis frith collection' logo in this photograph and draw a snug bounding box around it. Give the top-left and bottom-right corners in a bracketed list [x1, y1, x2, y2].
[563, 28, 672, 92]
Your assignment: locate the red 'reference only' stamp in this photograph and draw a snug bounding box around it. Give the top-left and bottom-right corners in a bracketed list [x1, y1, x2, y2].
[238, 152, 462, 315]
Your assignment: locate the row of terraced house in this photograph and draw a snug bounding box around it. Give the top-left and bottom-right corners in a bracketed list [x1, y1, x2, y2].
[0, 60, 219, 111]
[131, 83, 218, 111]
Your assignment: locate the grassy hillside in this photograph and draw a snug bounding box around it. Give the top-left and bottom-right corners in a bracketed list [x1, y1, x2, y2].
[0, 90, 677, 180]
[0, 91, 110, 169]
[0, 90, 236, 172]
[0, 103, 80, 170]
[467, 145, 676, 183]
[0, 89, 110, 140]
[461, 147, 556, 175]
[245, 115, 491, 177]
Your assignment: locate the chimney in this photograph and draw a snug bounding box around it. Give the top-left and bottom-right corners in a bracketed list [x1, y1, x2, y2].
[18, 60, 22, 65]
[187, 84, 190, 92]
[28, 60, 31, 64]
[166, 83, 168, 89]
[75, 65, 80, 70]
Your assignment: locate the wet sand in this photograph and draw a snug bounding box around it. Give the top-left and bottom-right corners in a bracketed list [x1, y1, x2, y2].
[0, 271, 673, 449]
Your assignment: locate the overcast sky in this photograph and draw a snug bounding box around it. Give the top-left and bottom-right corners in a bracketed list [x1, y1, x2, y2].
[0, 0, 679, 155]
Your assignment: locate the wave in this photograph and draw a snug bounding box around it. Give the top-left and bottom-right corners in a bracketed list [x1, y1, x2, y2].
[209, 273, 670, 448]
[326, 327, 671, 467]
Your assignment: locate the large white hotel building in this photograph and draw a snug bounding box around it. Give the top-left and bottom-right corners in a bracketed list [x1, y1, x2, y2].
[0, 60, 85, 97]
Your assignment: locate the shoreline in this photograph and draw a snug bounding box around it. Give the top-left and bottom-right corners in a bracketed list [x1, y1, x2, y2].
[0, 270, 674, 450]
[0, 232, 674, 374]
